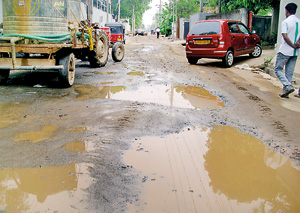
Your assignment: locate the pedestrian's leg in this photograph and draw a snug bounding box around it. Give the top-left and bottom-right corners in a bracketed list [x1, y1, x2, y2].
[274, 53, 294, 97]
[285, 56, 297, 83]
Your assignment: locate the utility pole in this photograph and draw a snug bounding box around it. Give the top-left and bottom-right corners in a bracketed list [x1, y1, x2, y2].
[172, 0, 177, 40]
[200, 0, 203, 13]
[87, 0, 93, 23]
[218, 0, 221, 13]
[132, 5, 135, 36]
[106, 0, 109, 23]
[118, 0, 121, 22]
[159, 0, 162, 14]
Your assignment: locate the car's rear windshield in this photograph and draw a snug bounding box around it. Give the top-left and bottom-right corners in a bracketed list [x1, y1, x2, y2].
[189, 22, 220, 35]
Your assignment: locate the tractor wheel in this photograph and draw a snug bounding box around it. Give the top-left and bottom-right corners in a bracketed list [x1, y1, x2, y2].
[112, 42, 125, 62]
[88, 30, 109, 67]
[57, 53, 75, 87]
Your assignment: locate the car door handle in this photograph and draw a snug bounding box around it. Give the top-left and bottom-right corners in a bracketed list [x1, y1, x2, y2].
[232, 36, 235, 39]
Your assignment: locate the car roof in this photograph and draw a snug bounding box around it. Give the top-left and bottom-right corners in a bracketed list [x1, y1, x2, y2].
[194, 19, 241, 24]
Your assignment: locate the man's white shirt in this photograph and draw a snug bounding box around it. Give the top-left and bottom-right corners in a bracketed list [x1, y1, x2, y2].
[279, 15, 300, 56]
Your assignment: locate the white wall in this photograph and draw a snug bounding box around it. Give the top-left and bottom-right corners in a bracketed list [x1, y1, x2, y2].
[80, 2, 114, 26]
[93, 7, 114, 26]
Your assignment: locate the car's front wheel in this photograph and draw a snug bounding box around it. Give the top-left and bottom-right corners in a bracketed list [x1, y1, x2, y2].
[187, 57, 198, 65]
[223, 50, 234, 67]
[250, 44, 262, 58]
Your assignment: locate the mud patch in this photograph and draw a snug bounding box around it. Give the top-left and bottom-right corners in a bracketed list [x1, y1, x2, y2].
[94, 71, 118, 75]
[0, 163, 93, 212]
[66, 127, 88, 132]
[0, 102, 27, 129]
[127, 71, 145, 76]
[63, 141, 86, 152]
[14, 125, 58, 143]
[124, 126, 300, 212]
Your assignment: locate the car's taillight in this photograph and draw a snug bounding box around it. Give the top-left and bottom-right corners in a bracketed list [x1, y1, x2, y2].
[218, 34, 225, 45]
[186, 36, 190, 46]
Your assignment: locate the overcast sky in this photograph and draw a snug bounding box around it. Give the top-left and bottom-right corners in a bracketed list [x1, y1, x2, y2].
[142, 0, 167, 27]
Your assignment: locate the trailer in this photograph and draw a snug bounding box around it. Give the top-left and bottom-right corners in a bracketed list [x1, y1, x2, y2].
[0, 0, 125, 87]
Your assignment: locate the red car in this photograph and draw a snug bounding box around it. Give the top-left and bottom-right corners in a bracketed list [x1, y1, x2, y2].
[185, 19, 262, 67]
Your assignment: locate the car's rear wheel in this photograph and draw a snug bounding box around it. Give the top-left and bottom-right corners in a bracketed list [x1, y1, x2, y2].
[187, 57, 198, 65]
[223, 50, 234, 67]
[250, 44, 262, 58]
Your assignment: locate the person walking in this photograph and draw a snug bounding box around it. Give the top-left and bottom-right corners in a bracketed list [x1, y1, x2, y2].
[155, 27, 160, 39]
[275, 3, 300, 98]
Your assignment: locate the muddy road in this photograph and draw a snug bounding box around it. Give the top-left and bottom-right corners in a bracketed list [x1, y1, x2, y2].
[0, 35, 300, 212]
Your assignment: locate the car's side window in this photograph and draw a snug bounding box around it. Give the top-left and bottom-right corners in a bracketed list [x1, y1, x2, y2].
[228, 23, 240, 33]
[237, 23, 250, 34]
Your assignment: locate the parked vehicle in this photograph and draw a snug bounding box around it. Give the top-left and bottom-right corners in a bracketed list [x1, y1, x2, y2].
[104, 23, 126, 45]
[101, 23, 125, 62]
[135, 29, 145, 36]
[185, 19, 262, 67]
[0, 0, 125, 87]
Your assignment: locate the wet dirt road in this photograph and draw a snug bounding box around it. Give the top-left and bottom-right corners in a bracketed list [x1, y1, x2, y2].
[0, 35, 300, 212]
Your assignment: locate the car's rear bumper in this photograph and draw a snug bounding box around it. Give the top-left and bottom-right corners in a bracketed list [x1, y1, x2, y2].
[185, 45, 228, 58]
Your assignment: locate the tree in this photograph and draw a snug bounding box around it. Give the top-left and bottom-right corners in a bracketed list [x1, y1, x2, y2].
[220, 0, 280, 14]
[176, 0, 200, 19]
[157, 3, 173, 35]
[111, 0, 151, 29]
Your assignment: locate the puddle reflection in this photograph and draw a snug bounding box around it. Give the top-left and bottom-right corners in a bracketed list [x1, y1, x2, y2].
[124, 126, 300, 212]
[0, 163, 93, 212]
[74, 84, 224, 109]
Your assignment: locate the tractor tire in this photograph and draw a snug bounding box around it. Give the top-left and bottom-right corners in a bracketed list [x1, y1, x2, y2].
[57, 53, 75, 87]
[88, 30, 109, 67]
[112, 42, 125, 62]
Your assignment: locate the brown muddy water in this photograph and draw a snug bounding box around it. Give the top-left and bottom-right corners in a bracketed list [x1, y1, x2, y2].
[74, 83, 224, 109]
[124, 126, 300, 212]
[0, 102, 28, 129]
[0, 163, 93, 212]
[13, 125, 58, 143]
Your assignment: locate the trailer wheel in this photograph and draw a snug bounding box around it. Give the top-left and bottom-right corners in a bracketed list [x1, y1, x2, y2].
[57, 53, 75, 87]
[89, 30, 109, 67]
[112, 43, 125, 62]
[0, 69, 10, 85]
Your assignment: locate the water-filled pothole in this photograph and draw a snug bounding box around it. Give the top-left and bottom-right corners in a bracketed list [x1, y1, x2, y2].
[124, 126, 300, 212]
[0, 163, 93, 212]
[14, 125, 58, 143]
[74, 84, 224, 109]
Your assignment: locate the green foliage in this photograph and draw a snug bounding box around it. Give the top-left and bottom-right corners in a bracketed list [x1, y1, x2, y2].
[157, 3, 173, 35]
[220, 0, 280, 14]
[111, 0, 151, 29]
[176, 0, 199, 19]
